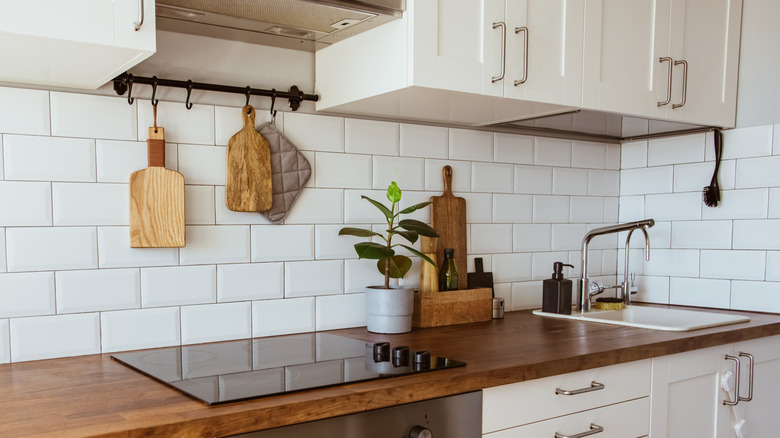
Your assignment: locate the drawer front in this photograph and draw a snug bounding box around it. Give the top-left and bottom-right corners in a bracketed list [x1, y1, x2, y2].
[484, 397, 650, 438]
[482, 359, 650, 433]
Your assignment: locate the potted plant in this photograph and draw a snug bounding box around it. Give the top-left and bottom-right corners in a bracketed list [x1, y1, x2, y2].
[339, 181, 439, 333]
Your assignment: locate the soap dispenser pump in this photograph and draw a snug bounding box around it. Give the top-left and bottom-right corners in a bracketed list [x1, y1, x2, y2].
[542, 262, 574, 314]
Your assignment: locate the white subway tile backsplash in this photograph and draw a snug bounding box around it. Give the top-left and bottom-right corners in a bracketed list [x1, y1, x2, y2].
[471, 162, 513, 193]
[766, 251, 780, 281]
[735, 155, 780, 188]
[0, 87, 50, 135]
[470, 224, 512, 253]
[284, 188, 345, 224]
[101, 307, 180, 353]
[531, 251, 569, 280]
[4, 135, 95, 182]
[671, 220, 732, 249]
[669, 277, 731, 309]
[6, 227, 97, 272]
[400, 124, 448, 159]
[673, 161, 736, 193]
[214, 187, 271, 225]
[0, 272, 54, 318]
[449, 128, 493, 161]
[701, 188, 769, 220]
[606, 144, 621, 170]
[459, 192, 492, 223]
[425, 160, 471, 192]
[214, 106, 276, 146]
[491, 253, 532, 283]
[510, 281, 543, 310]
[178, 144, 226, 185]
[514, 165, 552, 194]
[620, 166, 673, 195]
[53, 183, 127, 226]
[721, 125, 773, 159]
[731, 281, 780, 313]
[55, 269, 139, 314]
[569, 196, 604, 223]
[552, 168, 588, 195]
[588, 170, 620, 196]
[316, 152, 371, 188]
[284, 260, 343, 297]
[180, 226, 250, 265]
[373, 156, 424, 190]
[252, 297, 315, 337]
[345, 259, 381, 293]
[346, 119, 399, 156]
[316, 293, 365, 331]
[51, 92, 137, 141]
[284, 113, 344, 152]
[138, 101, 215, 145]
[316, 224, 362, 260]
[604, 197, 619, 223]
[141, 265, 216, 307]
[621, 140, 647, 169]
[534, 138, 571, 167]
[185, 185, 216, 225]
[0, 320, 8, 364]
[252, 224, 313, 262]
[11, 313, 100, 362]
[733, 219, 780, 250]
[645, 192, 702, 221]
[551, 224, 587, 251]
[648, 133, 705, 166]
[633, 276, 670, 304]
[217, 262, 283, 302]
[494, 194, 533, 223]
[181, 302, 251, 344]
[0, 182, 51, 226]
[96, 140, 152, 182]
[572, 142, 606, 169]
[494, 133, 533, 164]
[618, 196, 645, 222]
[344, 189, 386, 224]
[700, 250, 765, 280]
[0, 229, 5, 272]
[769, 188, 780, 218]
[97, 226, 179, 268]
[533, 196, 569, 223]
[644, 220, 671, 249]
[643, 249, 700, 277]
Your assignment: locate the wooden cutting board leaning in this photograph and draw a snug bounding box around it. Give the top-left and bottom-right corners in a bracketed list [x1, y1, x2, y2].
[430, 165, 468, 290]
[129, 113, 185, 248]
[225, 105, 273, 212]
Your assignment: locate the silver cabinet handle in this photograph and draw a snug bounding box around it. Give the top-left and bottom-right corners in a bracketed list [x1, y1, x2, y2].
[738, 352, 755, 402]
[555, 381, 605, 395]
[672, 59, 688, 109]
[555, 423, 604, 438]
[657, 57, 673, 106]
[133, 0, 145, 31]
[724, 354, 741, 406]
[492, 22, 506, 83]
[513, 26, 529, 86]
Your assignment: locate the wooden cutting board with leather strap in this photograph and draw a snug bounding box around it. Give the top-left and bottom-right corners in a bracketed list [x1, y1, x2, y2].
[129, 122, 185, 248]
[430, 165, 468, 290]
[225, 105, 273, 212]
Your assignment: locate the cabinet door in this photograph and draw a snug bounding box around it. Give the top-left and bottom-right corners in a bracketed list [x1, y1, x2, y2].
[650, 345, 732, 438]
[504, 0, 584, 107]
[731, 335, 780, 438]
[582, 0, 671, 119]
[665, 0, 741, 127]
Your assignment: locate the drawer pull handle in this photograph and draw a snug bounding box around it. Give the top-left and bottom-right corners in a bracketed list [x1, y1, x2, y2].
[555, 381, 605, 395]
[555, 423, 604, 438]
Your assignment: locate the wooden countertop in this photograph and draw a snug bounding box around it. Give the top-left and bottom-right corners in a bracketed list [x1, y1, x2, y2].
[2, 306, 780, 438]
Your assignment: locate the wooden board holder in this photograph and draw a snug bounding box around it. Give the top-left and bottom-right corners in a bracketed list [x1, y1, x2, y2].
[413, 288, 493, 328]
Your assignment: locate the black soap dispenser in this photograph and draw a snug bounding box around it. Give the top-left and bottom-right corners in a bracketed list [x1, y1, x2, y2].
[543, 262, 574, 315]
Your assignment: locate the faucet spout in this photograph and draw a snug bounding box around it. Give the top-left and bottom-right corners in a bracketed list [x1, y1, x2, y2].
[622, 225, 651, 305]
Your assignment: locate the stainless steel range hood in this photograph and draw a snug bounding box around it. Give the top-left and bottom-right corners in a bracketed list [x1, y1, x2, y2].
[155, 0, 405, 51]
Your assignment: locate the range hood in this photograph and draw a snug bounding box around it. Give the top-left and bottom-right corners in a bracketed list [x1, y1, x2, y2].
[155, 0, 405, 51]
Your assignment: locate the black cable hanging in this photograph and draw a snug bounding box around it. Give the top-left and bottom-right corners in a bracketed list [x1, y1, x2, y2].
[112, 72, 319, 111]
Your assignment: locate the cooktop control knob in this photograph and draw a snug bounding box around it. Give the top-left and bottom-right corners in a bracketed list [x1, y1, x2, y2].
[413, 350, 431, 370]
[409, 425, 432, 438]
[372, 342, 391, 362]
[392, 345, 410, 367]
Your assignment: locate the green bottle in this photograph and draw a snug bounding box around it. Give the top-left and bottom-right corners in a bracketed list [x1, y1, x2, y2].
[438, 248, 458, 291]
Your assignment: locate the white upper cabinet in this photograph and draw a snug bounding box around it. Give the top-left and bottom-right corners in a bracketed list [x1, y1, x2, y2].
[583, 0, 742, 128]
[0, 0, 156, 89]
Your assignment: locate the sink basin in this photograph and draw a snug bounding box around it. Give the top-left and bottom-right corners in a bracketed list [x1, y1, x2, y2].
[532, 305, 750, 331]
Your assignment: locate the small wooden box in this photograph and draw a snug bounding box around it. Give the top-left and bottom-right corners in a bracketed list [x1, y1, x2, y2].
[412, 288, 493, 328]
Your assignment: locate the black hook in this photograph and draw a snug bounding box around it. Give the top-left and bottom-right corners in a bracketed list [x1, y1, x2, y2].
[270, 89, 278, 118]
[245, 86, 252, 110]
[150, 76, 159, 106]
[185, 80, 194, 110]
[126, 73, 135, 105]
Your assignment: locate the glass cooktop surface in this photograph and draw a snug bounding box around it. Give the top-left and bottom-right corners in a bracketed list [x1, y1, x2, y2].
[111, 333, 465, 405]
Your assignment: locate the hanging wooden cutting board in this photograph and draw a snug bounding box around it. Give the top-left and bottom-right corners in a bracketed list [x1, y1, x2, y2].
[129, 126, 185, 248]
[225, 105, 273, 212]
[430, 165, 468, 290]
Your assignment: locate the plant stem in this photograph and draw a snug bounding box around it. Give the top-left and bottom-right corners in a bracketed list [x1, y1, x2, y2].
[384, 199, 396, 289]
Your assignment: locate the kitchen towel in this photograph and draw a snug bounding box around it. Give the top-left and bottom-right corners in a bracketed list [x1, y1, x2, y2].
[258, 121, 312, 224]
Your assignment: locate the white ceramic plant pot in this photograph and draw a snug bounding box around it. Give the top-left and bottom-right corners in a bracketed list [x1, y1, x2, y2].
[365, 285, 414, 334]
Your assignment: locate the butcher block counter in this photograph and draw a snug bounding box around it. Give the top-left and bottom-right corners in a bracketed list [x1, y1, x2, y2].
[2, 306, 780, 438]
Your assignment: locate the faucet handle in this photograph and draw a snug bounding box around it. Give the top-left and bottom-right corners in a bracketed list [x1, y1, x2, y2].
[629, 273, 638, 295]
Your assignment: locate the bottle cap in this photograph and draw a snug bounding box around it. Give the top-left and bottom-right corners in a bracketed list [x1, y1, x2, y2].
[443, 248, 455, 257]
[552, 262, 574, 280]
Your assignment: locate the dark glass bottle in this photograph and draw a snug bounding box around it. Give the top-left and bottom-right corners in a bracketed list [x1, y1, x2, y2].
[438, 248, 458, 291]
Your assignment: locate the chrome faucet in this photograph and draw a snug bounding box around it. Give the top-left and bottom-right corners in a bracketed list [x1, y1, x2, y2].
[578, 219, 654, 313]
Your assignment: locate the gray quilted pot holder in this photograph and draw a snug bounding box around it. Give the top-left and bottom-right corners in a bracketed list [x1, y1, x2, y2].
[258, 121, 312, 224]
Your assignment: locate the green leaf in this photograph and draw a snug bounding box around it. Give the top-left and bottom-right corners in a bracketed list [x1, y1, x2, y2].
[398, 219, 440, 238]
[391, 229, 419, 244]
[399, 244, 437, 268]
[361, 195, 393, 221]
[386, 181, 402, 203]
[377, 255, 412, 278]
[354, 242, 394, 260]
[398, 201, 432, 215]
[339, 227, 382, 238]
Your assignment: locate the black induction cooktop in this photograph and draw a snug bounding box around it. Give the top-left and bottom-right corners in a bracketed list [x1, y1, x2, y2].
[111, 333, 465, 405]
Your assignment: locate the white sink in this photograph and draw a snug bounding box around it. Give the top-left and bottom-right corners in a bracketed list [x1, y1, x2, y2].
[532, 305, 751, 331]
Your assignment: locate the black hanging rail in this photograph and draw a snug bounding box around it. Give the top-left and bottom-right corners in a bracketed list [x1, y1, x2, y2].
[111, 72, 319, 111]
